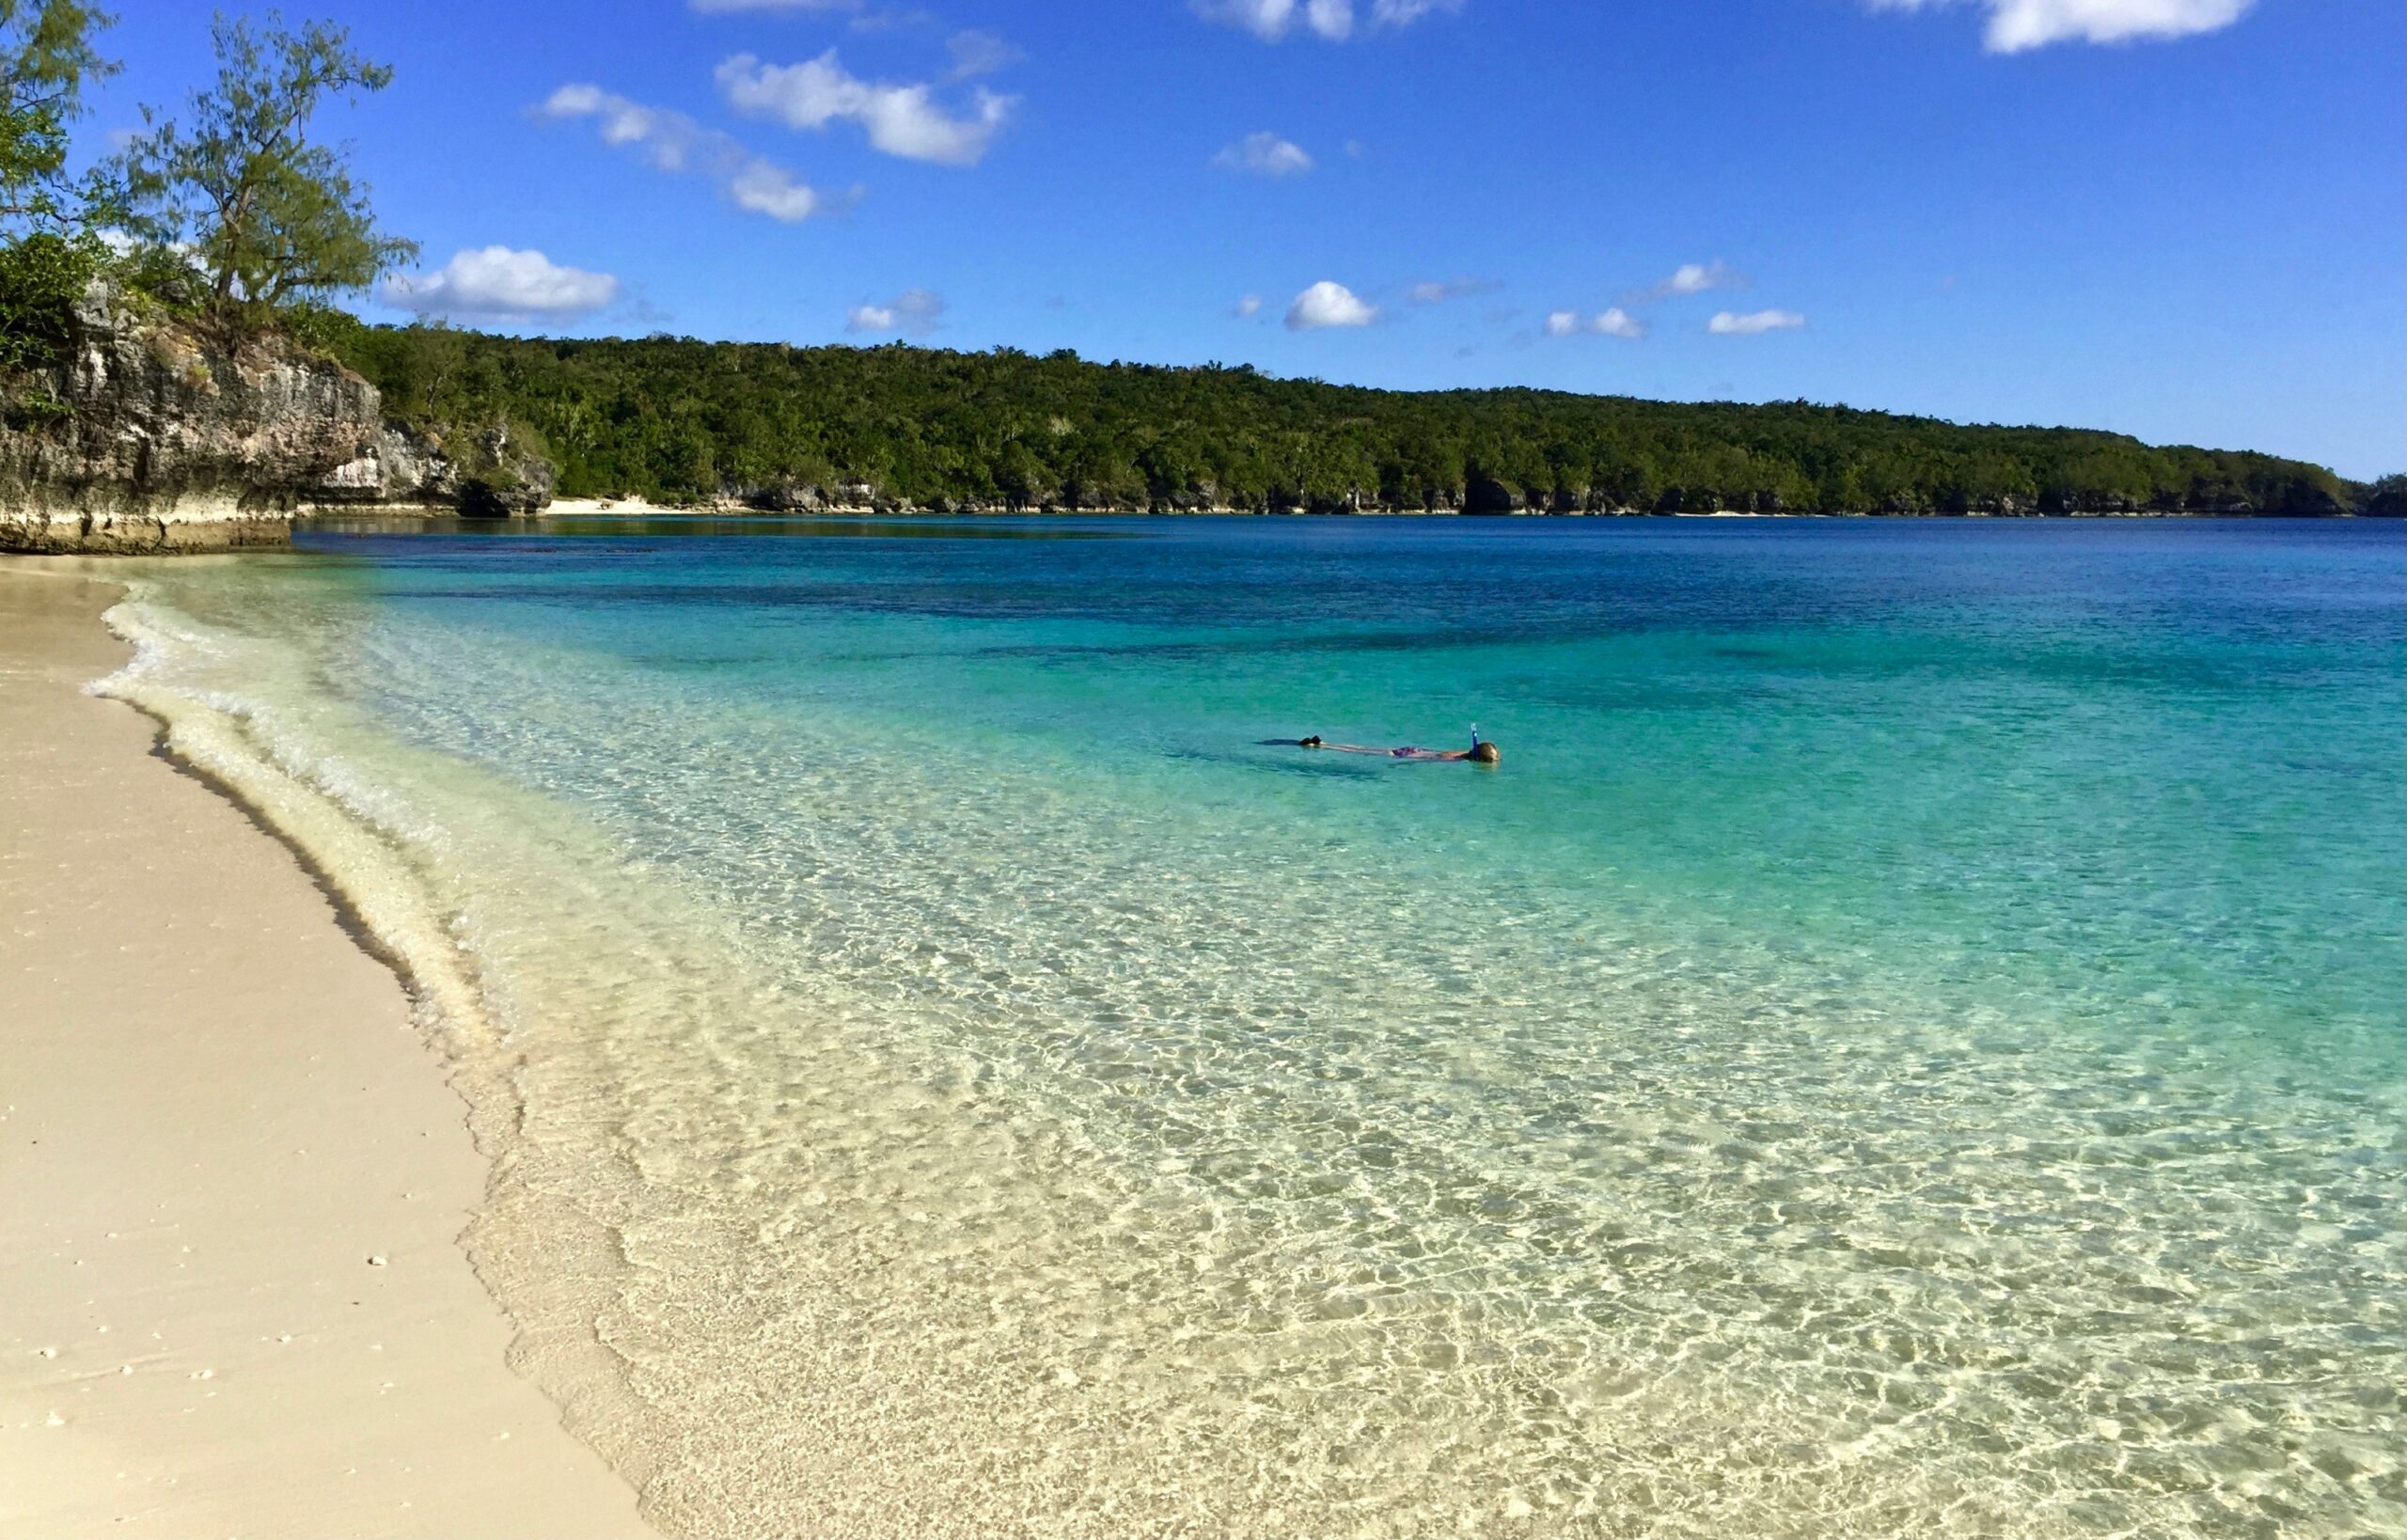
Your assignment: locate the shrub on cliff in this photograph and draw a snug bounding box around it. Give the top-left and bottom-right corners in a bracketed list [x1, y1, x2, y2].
[0, 227, 94, 419]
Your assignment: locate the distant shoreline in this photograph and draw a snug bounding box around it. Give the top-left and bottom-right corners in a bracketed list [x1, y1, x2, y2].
[309, 499, 2399, 523]
[16, 500, 2390, 559]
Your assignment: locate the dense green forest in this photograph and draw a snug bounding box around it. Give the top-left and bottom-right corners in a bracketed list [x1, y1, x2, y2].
[317, 316, 2372, 516]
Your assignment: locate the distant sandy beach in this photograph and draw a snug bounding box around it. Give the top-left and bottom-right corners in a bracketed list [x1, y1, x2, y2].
[0, 566, 649, 1539]
[543, 497, 697, 516]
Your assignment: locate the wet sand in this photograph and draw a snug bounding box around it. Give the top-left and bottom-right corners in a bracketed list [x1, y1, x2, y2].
[0, 565, 650, 1538]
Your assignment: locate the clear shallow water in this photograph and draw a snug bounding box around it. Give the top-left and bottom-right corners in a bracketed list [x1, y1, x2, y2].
[101, 517, 2403, 1536]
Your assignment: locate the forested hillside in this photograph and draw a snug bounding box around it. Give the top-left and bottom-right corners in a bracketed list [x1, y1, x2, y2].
[317, 318, 2368, 516]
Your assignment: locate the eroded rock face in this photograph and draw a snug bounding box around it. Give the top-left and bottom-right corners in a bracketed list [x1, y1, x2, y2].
[1, 290, 384, 551]
[0, 500, 298, 554]
[321, 422, 556, 517]
[1, 288, 554, 552]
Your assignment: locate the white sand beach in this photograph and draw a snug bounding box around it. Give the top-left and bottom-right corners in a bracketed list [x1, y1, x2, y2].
[0, 567, 650, 1539]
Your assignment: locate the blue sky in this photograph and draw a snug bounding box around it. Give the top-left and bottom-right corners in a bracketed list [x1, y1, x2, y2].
[90, 1, 2405, 478]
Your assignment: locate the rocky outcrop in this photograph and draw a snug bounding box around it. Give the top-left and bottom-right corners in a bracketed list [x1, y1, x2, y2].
[1, 288, 382, 552]
[1, 287, 553, 554]
[314, 422, 556, 517]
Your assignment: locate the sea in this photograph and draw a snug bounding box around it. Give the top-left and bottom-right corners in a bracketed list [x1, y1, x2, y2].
[96, 515, 2404, 1537]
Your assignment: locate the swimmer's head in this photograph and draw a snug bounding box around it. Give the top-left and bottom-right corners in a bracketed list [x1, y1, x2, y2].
[1300, 735, 1324, 748]
[1470, 741, 1501, 764]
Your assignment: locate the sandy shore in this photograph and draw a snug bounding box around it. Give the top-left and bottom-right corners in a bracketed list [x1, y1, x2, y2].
[0, 567, 651, 1538]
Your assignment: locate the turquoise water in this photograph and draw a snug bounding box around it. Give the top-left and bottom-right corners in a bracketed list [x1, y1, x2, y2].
[104, 517, 2403, 1536]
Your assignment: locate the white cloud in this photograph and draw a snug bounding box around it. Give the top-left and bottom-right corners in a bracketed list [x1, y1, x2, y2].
[1870, 0, 2250, 52]
[1637, 259, 1741, 302]
[1708, 308, 1806, 335]
[846, 288, 946, 336]
[1545, 306, 1644, 338]
[1285, 280, 1377, 330]
[945, 30, 1024, 81]
[1234, 293, 1264, 318]
[716, 51, 1014, 167]
[1193, 0, 1460, 41]
[690, 1, 858, 11]
[542, 85, 692, 171]
[1370, 0, 1464, 24]
[540, 84, 831, 223]
[1191, 0, 1341, 39]
[380, 247, 621, 324]
[1214, 132, 1313, 177]
[728, 161, 824, 221]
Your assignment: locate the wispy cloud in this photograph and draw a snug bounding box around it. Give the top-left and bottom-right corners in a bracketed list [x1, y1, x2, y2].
[1193, 0, 1462, 42]
[381, 247, 621, 324]
[690, 0, 860, 11]
[1868, 0, 2251, 52]
[945, 29, 1024, 80]
[1213, 132, 1313, 177]
[539, 84, 837, 223]
[846, 288, 946, 335]
[685, 0, 957, 37]
[716, 50, 1015, 166]
[1286, 280, 1377, 330]
[1544, 306, 1644, 339]
[1408, 276, 1498, 305]
[1370, 0, 1466, 24]
[1707, 308, 1806, 335]
[1633, 259, 1743, 304]
[1195, 0, 1350, 39]
[1234, 293, 1264, 318]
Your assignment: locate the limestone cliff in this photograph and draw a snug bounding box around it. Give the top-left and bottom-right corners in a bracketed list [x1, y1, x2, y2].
[0, 288, 551, 554]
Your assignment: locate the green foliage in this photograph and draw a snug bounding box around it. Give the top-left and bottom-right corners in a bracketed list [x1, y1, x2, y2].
[113, 10, 413, 340]
[0, 223, 93, 416]
[275, 292, 366, 356]
[0, 0, 115, 233]
[0, 3, 115, 419]
[316, 325, 2352, 516]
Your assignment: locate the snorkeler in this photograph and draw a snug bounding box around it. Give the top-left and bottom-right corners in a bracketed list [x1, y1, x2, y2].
[1298, 731, 1499, 763]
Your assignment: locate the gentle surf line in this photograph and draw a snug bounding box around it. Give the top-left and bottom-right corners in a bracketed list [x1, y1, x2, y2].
[89, 586, 686, 1528]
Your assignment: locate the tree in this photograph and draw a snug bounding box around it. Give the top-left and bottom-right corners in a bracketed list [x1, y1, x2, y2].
[1, 3, 114, 408]
[116, 11, 412, 338]
[0, 0, 114, 231]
